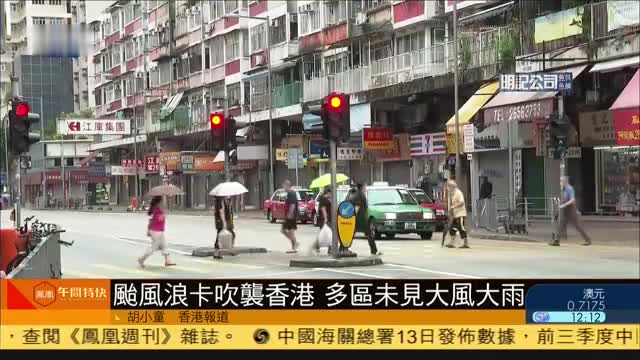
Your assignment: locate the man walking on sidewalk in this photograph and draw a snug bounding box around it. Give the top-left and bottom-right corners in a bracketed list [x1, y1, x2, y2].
[445, 180, 470, 249]
[550, 176, 592, 246]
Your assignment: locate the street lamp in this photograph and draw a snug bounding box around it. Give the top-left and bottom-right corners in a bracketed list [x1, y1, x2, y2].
[223, 13, 274, 193]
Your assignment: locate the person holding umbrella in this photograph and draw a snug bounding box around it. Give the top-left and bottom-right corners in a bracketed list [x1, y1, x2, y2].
[138, 196, 176, 268]
[213, 196, 235, 260]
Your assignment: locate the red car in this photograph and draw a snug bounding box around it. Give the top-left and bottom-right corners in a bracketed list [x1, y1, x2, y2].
[263, 188, 316, 224]
[408, 188, 447, 231]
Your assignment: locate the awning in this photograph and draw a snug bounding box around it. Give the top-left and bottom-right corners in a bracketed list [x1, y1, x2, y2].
[610, 68, 640, 110]
[445, 81, 500, 134]
[590, 56, 639, 73]
[160, 92, 184, 119]
[459, 1, 514, 25]
[483, 65, 588, 109]
[303, 103, 371, 133]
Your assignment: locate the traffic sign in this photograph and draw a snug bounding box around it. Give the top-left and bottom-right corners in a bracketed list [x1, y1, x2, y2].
[287, 148, 304, 170]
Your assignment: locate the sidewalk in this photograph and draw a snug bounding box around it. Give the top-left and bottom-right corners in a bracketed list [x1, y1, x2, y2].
[26, 206, 266, 220]
[472, 219, 640, 247]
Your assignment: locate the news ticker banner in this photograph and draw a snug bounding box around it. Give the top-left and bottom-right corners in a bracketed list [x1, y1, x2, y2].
[1, 279, 639, 349]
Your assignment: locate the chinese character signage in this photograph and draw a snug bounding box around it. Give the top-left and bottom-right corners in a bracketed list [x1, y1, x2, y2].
[276, 148, 288, 161]
[58, 119, 131, 135]
[159, 152, 181, 171]
[181, 155, 194, 172]
[376, 134, 411, 161]
[337, 147, 363, 161]
[144, 155, 159, 173]
[110, 166, 137, 176]
[484, 99, 554, 125]
[121, 159, 143, 168]
[613, 108, 640, 146]
[194, 155, 223, 172]
[463, 124, 475, 153]
[500, 73, 572, 92]
[579, 111, 616, 146]
[363, 128, 394, 150]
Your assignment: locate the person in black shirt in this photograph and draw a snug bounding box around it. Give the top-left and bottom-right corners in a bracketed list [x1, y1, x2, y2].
[312, 188, 333, 254]
[351, 183, 381, 256]
[214, 196, 235, 259]
[280, 180, 299, 253]
[479, 176, 493, 200]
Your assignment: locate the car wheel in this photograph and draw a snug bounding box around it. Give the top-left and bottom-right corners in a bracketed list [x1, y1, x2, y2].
[369, 219, 381, 240]
[420, 232, 433, 240]
[312, 212, 319, 227]
[267, 210, 276, 223]
[385, 233, 396, 240]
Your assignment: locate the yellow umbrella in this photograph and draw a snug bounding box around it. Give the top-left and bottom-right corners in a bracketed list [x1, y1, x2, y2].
[309, 173, 349, 189]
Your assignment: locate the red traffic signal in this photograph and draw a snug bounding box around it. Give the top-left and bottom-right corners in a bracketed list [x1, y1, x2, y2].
[15, 102, 30, 117]
[210, 112, 224, 128]
[329, 95, 342, 110]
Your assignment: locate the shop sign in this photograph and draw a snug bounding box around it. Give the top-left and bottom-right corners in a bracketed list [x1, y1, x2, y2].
[500, 73, 573, 92]
[286, 134, 305, 149]
[547, 146, 582, 159]
[159, 152, 181, 171]
[88, 160, 108, 177]
[144, 155, 159, 173]
[534, 6, 583, 44]
[181, 155, 194, 172]
[230, 161, 257, 171]
[376, 134, 411, 162]
[194, 155, 223, 172]
[276, 148, 288, 161]
[309, 139, 330, 159]
[608, 0, 640, 32]
[121, 159, 143, 168]
[337, 147, 363, 161]
[110, 166, 137, 176]
[58, 119, 131, 135]
[579, 111, 616, 146]
[409, 132, 447, 156]
[363, 128, 394, 150]
[463, 124, 475, 153]
[613, 108, 640, 146]
[485, 99, 554, 125]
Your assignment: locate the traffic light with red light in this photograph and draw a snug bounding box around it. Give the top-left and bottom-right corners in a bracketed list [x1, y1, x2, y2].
[321, 92, 350, 142]
[9, 99, 41, 155]
[210, 112, 225, 151]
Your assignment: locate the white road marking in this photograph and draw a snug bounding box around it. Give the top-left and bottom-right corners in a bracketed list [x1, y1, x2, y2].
[385, 263, 484, 279]
[221, 269, 321, 279]
[186, 257, 265, 270]
[317, 268, 389, 279]
[93, 264, 165, 277]
[62, 270, 107, 279]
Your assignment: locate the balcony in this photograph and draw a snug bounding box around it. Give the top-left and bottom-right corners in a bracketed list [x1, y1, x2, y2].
[251, 82, 303, 111]
[269, 41, 299, 65]
[150, 44, 171, 61]
[124, 18, 143, 38]
[303, 66, 372, 103]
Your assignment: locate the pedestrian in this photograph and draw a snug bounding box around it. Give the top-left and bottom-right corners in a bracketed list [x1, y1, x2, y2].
[311, 187, 333, 254]
[445, 180, 469, 249]
[352, 183, 381, 256]
[138, 196, 176, 268]
[214, 196, 236, 259]
[280, 180, 300, 253]
[477, 176, 493, 227]
[550, 176, 592, 246]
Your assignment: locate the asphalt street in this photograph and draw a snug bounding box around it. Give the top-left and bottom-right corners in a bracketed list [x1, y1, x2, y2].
[12, 209, 640, 279]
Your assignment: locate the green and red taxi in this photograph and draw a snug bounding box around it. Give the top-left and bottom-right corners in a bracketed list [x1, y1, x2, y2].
[346, 182, 435, 240]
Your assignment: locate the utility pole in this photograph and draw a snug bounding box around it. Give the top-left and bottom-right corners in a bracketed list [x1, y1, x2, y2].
[453, 0, 461, 183]
[168, 0, 176, 96]
[329, 139, 338, 255]
[223, 99, 230, 182]
[11, 76, 21, 225]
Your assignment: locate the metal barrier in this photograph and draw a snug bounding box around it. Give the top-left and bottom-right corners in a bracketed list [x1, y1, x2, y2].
[476, 196, 559, 234]
[7, 229, 63, 279]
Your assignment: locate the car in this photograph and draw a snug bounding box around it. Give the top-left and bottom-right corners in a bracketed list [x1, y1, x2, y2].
[406, 188, 448, 232]
[349, 183, 435, 240]
[263, 188, 317, 224]
[312, 185, 351, 227]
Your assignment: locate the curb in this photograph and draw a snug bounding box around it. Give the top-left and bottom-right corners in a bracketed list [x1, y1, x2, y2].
[192, 246, 268, 257]
[290, 256, 384, 268]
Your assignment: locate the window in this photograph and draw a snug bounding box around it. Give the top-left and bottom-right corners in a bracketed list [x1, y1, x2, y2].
[241, 30, 249, 57]
[324, 0, 347, 25]
[0, 65, 5, 72]
[371, 40, 393, 60]
[299, 1, 321, 35]
[124, 4, 135, 24]
[397, 31, 425, 54]
[12, 45, 18, 52]
[159, 61, 171, 84]
[111, 11, 121, 32]
[125, 75, 134, 96]
[32, 0, 45, 5]
[11, 4, 17, 12]
[103, 20, 112, 35]
[114, 81, 122, 99]
[225, 0, 239, 14]
[49, 0, 62, 5]
[104, 84, 114, 103]
[225, 32, 240, 61]
[289, 13, 298, 40]
[324, 51, 349, 75]
[270, 15, 286, 46]
[125, 39, 135, 60]
[48, 17, 67, 24]
[210, 0, 224, 20]
[111, 44, 121, 67]
[189, 46, 202, 73]
[204, 47, 211, 69]
[211, 81, 225, 101]
[176, 57, 189, 79]
[33, 17, 47, 25]
[226, 83, 241, 106]
[54, 158, 61, 167]
[250, 23, 266, 52]
[210, 37, 224, 66]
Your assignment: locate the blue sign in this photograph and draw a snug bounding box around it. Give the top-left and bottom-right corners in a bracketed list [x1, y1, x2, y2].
[338, 201, 355, 218]
[309, 139, 329, 159]
[501, 73, 572, 92]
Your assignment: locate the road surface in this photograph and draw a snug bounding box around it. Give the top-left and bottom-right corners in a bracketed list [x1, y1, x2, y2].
[13, 209, 640, 279]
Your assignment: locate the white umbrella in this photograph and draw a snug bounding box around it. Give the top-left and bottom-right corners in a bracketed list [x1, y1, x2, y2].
[209, 182, 249, 197]
[147, 184, 184, 197]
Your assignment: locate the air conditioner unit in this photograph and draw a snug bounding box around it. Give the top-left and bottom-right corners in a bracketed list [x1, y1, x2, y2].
[355, 12, 367, 25]
[254, 54, 265, 66]
[586, 90, 599, 105]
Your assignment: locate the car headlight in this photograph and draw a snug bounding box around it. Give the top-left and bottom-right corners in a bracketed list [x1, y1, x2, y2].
[423, 212, 434, 220]
[384, 213, 396, 220]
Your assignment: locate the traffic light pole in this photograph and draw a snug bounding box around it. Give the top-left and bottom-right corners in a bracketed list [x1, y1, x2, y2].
[223, 100, 230, 182]
[329, 139, 339, 256]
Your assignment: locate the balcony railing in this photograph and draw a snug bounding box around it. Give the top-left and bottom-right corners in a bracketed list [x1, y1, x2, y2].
[251, 82, 303, 111]
[370, 44, 447, 89]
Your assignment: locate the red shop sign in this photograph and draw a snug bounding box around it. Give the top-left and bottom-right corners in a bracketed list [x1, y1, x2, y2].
[145, 155, 160, 173]
[363, 128, 394, 150]
[613, 108, 640, 146]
